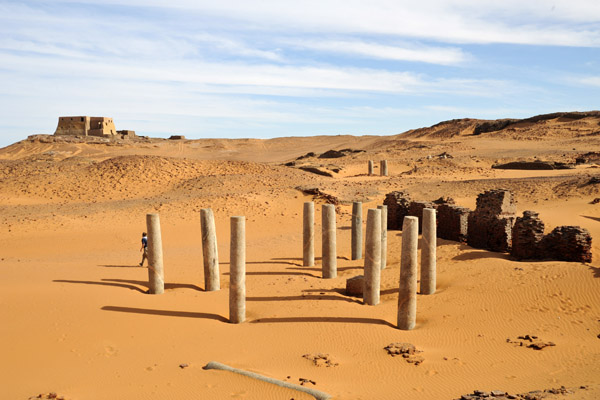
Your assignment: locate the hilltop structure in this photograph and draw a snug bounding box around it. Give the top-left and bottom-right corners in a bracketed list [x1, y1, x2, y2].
[54, 116, 135, 138]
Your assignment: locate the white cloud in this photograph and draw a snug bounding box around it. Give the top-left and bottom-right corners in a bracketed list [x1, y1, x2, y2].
[578, 76, 600, 87]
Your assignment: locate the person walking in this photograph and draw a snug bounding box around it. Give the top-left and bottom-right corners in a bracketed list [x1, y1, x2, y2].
[139, 232, 148, 266]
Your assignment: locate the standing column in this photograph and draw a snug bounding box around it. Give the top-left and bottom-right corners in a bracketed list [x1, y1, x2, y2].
[303, 202, 314, 267]
[351, 202, 362, 260]
[322, 204, 337, 279]
[421, 208, 437, 295]
[377, 205, 388, 269]
[397, 216, 418, 330]
[380, 160, 388, 176]
[229, 216, 246, 324]
[146, 213, 164, 295]
[368, 160, 374, 175]
[200, 208, 220, 291]
[363, 209, 382, 305]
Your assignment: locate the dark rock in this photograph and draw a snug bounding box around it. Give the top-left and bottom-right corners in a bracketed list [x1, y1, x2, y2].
[179, 363, 189, 369]
[296, 152, 316, 160]
[511, 211, 545, 260]
[467, 189, 516, 252]
[383, 191, 412, 230]
[492, 161, 573, 170]
[168, 135, 185, 140]
[590, 198, 600, 204]
[318, 150, 346, 159]
[437, 203, 471, 243]
[491, 390, 506, 397]
[541, 226, 592, 262]
[298, 166, 334, 177]
[345, 275, 364, 297]
[473, 119, 519, 135]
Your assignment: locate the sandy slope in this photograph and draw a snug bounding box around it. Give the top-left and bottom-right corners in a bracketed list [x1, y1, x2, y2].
[1, 114, 599, 399]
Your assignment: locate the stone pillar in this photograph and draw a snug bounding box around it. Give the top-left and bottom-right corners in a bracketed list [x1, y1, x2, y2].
[351, 202, 362, 260]
[322, 204, 337, 279]
[397, 216, 418, 330]
[146, 213, 164, 295]
[368, 160, 374, 175]
[377, 205, 388, 269]
[420, 208, 437, 295]
[229, 216, 246, 324]
[303, 202, 315, 267]
[363, 209, 381, 305]
[200, 208, 220, 291]
[380, 160, 388, 176]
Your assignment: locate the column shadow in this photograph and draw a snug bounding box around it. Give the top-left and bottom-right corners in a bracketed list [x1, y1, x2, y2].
[223, 271, 320, 278]
[101, 306, 227, 322]
[98, 264, 143, 268]
[250, 316, 395, 328]
[102, 278, 203, 291]
[53, 279, 146, 293]
[247, 294, 361, 304]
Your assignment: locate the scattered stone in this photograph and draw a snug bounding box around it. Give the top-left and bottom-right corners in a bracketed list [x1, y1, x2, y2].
[384, 343, 424, 365]
[295, 187, 340, 205]
[168, 135, 186, 140]
[179, 363, 189, 369]
[299, 378, 316, 386]
[318, 150, 346, 159]
[302, 353, 339, 367]
[28, 394, 66, 400]
[296, 152, 316, 160]
[437, 152, 453, 159]
[590, 198, 600, 204]
[507, 335, 555, 350]
[491, 390, 507, 397]
[587, 176, 600, 184]
[345, 275, 364, 297]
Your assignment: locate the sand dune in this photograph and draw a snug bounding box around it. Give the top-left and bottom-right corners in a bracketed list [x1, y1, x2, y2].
[1, 113, 599, 399]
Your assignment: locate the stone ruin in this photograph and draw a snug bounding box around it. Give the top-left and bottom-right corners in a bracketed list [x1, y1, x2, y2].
[511, 211, 592, 262]
[437, 203, 470, 243]
[467, 189, 516, 252]
[383, 191, 411, 230]
[511, 211, 545, 260]
[383, 189, 593, 262]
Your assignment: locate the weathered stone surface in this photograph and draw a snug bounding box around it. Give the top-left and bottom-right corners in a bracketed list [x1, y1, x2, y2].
[437, 203, 471, 242]
[541, 226, 592, 263]
[467, 189, 516, 252]
[511, 211, 545, 260]
[345, 275, 364, 297]
[383, 191, 411, 230]
[408, 200, 436, 233]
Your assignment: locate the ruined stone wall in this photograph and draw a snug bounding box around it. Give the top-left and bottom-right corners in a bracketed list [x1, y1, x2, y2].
[467, 189, 516, 252]
[437, 204, 471, 242]
[510, 211, 545, 260]
[408, 201, 436, 233]
[541, 226, 592, 263]
[383, 191, 411, 230]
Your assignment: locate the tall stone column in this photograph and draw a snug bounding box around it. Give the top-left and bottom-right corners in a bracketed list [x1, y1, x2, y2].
[303, 202, 314, 267]
[380, 160, 388, 176]
[146, 213, 164, 295]
[397, 216, 418, 330]
[351, 202, 363, 260]
[200, 208, 220, 291]
[322, 204, 337, 279]
[368, 160, 374, 175]
[421, 208, 437, 295]
[377, 205, 388, 269]
[229, 216, 246, 324]
[363, 208, 381, 305]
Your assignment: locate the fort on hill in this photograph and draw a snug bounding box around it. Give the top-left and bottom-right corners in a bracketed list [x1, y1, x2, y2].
[54, 116, 135, 138]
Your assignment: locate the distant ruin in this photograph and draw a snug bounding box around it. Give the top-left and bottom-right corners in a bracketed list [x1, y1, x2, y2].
[54, 116, 135, 139]
[384, 189, 592, 262]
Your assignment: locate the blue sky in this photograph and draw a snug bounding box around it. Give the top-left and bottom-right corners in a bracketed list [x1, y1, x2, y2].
[0, 0, 599, 147]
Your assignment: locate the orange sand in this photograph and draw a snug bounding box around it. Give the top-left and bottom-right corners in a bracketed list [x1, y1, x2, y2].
[1, 115, 599, 399]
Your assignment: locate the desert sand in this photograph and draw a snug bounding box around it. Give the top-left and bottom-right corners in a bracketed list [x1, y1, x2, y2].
[1, 113, 599, 399]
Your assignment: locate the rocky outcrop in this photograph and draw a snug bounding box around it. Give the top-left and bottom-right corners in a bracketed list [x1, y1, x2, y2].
[383, 191, 411, 230]
[492, 161, 572, 170]
[511, 211, 545, 260]
[467, 189, 517, 252]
